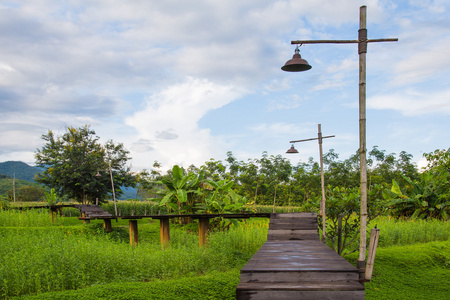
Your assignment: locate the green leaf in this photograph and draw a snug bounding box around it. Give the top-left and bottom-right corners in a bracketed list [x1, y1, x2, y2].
[159, 192, 174, 206]
[177, 189, 188, 203]
[391, 180, 403, 196]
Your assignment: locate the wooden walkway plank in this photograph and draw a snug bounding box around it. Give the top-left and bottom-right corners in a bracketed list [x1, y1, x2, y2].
[236, 213, 364, 300]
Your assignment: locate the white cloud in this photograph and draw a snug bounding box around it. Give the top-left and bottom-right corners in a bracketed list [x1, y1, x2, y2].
[368, 89, 450, 116]
[392, 41, 450, 86]
[125, 77, 245, 168]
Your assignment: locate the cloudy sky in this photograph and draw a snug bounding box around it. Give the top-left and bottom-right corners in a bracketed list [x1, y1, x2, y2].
[1, 0, 449, 172]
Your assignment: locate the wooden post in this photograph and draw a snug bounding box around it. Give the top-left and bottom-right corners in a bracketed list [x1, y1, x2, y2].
[103, 219, 112, 233]
[129, 220, 139, 246]
[160, 218, 170, 249]
[358, 4, 368, 267]
[198, 218, 210, 247]
[365, 228, 380, 281]
[81, 213, 90, 224]
[318, 124, 326, 243]
[50, 209, 55, 223]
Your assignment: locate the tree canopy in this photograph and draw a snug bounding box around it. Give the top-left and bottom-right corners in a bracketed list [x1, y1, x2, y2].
[35, 125, 135, 204]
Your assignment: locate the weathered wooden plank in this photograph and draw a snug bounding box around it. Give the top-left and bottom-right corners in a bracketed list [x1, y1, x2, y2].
[240, 271, 359, 283]
[237, 281, 365, 291]
[269, 223, 317, 230]
[268, 229, 319, 235]
[236, 290, 364, 300]
[267, 233, 320, 241]
[271, 212, 317, 219]
[237, 214, 364, 299]
[269, 217, 316, 223]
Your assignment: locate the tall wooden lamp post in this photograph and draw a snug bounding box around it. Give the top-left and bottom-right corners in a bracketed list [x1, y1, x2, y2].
[286, 124, 335, 242]
[281, 6, 397, 269]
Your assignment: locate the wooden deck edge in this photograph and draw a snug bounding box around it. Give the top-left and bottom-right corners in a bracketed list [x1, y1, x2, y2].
[236, 281, 365, 291]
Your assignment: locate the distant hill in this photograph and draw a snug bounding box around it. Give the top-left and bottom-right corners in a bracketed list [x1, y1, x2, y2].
[0, 161, 42, 182]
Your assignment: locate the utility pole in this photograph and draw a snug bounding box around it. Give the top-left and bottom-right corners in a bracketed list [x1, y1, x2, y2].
[282, 6, 398, 267]
[287, 124, 335, 242]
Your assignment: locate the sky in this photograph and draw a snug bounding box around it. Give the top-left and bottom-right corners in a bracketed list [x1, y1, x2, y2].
[1, 0, 449, 172]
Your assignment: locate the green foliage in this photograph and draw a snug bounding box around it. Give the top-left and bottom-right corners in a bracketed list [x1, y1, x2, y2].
[152, 165, 205, 213]
[371, 216, 450, 246]
[6, 185, 46, 202]
[324, 186, 361, 255]
[101, 201, 168, 216]
[0, 210, 267, 298]
[152, 166, 253, 219]
[34, 125, 136, 204]
[13, 270, 241, 300]
[0, 196, 9, 210]
[383, 173, 449, 220]
[0, 209, 448, 299]
[0, 177, 45, 199]
[44, 188, 58, 205]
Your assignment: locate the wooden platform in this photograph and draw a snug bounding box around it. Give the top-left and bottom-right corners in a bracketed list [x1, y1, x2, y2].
[236, 213, 364, 299]
[74, 204, 112, 218]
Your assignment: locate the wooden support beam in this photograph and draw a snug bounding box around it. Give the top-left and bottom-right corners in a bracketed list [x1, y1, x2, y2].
[160, 218, 170, 249]
[50, 209, 55, 223]
[198, 218, 210, 247]
[81, 213, 90, 224]
[103, 219, 112, 233]
[365, 228, 380, 281]
[129, 220, 139, 246]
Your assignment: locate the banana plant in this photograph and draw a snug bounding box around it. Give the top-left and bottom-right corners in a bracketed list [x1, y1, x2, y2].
[153, 165, 205, 213]
[196, 179, 250, 213]
[382, 173, 449, 220]
[45, 188, 59, 206]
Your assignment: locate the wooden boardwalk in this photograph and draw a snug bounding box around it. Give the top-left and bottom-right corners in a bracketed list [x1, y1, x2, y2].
[236, 213, 364, 299]
[73, 204, 112, 218]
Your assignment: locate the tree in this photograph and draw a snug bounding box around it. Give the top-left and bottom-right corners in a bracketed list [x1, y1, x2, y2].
[35, 125, 135, 204]
[137, 161, 164, 200]
[6, 185, 46, 202]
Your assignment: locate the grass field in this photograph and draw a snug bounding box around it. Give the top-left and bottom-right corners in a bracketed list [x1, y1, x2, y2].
[1, 209, 448, 299]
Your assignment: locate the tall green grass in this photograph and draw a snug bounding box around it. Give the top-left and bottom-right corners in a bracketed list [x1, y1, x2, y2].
[0, 210, 268, 299]
[370, 216, 449, 246]
[1, 208, 448, 299]
[102, 200, 168, 216]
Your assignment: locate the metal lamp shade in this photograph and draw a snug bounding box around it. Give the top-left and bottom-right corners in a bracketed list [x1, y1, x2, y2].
[281, 48, 312, 72]
[286, 145, 299, 154]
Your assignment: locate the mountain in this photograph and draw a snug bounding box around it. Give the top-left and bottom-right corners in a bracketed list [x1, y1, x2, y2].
[0, 161, 42, 182]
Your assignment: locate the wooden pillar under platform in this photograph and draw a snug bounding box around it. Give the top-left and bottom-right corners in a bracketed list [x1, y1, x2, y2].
[198, 218, 210, 247]
[103, 219, 112, 232]
[81, 213, 90, 224]
[129, 220, 139, 246]
[50, 209, 55, 223]
[159, 218, 170, 249]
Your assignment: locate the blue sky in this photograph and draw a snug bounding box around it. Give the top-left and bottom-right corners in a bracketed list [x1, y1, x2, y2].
[0, 0, 449, 172]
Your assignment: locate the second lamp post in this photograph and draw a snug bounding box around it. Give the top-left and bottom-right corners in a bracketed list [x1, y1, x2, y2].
[287, 124, 334, 242]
